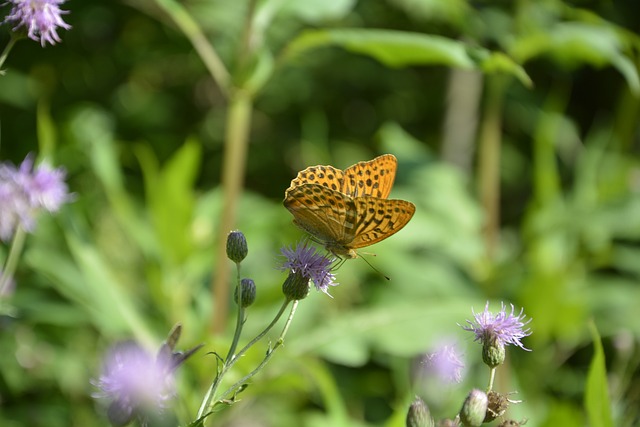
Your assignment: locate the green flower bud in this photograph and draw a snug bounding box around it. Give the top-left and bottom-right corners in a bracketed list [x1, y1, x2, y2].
[405, 396, 434, 427]
[459, 389, 488, 427]
[482, 337, 506, 368]
[235, 278, 256, 308]
[282, 271, 310, 301]
[226, 230, 248, 264]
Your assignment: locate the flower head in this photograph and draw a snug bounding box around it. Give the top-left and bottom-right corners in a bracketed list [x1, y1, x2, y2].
[93, 342, 176, 426]
[421, 342, 465, 385]
[279, 241, 338, 297]
[4, 0, 71, 46]
[0, 155, 71, 241]
[462, 302, 532, 351]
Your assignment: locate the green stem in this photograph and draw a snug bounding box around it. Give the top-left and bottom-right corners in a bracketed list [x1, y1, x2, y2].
[211, 88, 254, 334]
[477, 75, 507, 261]
[487, 367, 496, 391]
[196, 298, 291, 419]
[152, 0, 230, 95]
[0, 36, 19, 72]
[225, 264, 244, 362]
[218, 300, 300, 402]
[0, 227, 27, 295]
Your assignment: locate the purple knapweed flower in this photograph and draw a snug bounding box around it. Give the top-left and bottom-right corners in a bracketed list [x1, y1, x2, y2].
[0, 155, 71, 241]
[462, 302, 532, 351]
[421, 342, 465, 384]
[279, 240, 338, 297]
[4, 0, 71, 46]
[93, 341, 176, 426]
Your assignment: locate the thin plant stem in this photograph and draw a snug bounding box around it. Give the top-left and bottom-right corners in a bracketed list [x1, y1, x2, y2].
[0, 227, 26, 294]
[487, 367, 496, 391]
[225, 264, 244, 362]
[218, 300, 300, 402]
[210, 88, 253, 334]
[197, 298, 291, 419]
[0, 36, 19, 73]
[477, 75, 507, 261]
[209, 0, 258, 334]
[151, 0, 230, 95]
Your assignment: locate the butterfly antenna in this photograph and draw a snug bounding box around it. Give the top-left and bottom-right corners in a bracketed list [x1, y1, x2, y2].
[359, 253, 390, 281]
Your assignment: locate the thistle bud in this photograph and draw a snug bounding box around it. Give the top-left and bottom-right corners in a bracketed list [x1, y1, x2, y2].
[235, 278, 256, 308]
[459, 389, 488, 427]
[482, 337, 506, 368]
[282, 271, 310, 301]
[405, 396, 434, 427]
[226, 230, 248, 264]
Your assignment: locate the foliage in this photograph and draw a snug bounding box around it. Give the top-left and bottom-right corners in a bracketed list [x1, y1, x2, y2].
[1, 0, 640, 426]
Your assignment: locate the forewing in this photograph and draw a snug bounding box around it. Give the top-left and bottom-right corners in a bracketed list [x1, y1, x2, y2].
[285, 164, 346, 195]
[348, 197, 415, 249]
[284, 184, 357, 245]
[342, 154, 398, 198]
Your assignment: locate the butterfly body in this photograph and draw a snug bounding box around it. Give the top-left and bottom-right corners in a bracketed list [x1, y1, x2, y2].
[284, 155, 415, 258]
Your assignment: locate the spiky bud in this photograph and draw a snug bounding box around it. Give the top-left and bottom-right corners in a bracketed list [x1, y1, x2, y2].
[226, 230, 248, 264]
[406, 396, 434, 427]
[459, 389, 488, 427]
[482, 337, 506, 368]
[234, 278, 256, 308]
[282, 271, 310, 301]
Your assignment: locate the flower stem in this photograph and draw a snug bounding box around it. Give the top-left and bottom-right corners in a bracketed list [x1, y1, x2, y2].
[225, 264, 244, 362]
[218, 300, 300, 402]
[0, 35, 19, 74]
[487, 367, 496, 391]
[0, 227, 26, 295]
[196, 298, 291, 419]
[151, 0, 229, 94]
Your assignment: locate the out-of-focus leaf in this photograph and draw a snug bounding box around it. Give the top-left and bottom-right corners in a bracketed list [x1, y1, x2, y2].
[585, 322, 613, 427]
[283, 29, 531, 85]
[278, 0, 356, 23]
[387, 0, 469, 26]
[478, 51, 533, 88]
[511, 23, 640, 94]
[289, 299, 480, 366]
[136, 139, 201, 264]
[283, 29, 477, 69]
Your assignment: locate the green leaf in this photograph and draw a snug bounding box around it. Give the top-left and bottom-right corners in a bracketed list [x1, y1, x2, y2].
[136, 138, 201, 263]
[585, 322, 613, 427]
[511, 23, 640, 94]
[283, 29, 476, 69]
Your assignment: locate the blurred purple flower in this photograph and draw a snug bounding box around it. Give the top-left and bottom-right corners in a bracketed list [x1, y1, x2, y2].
[462, 302, 532, 351]
[4, 0, 71, 46]
[279, 241, 338, 296]
[422, 343, 465, 384]
[0, 155, 71, 241]
[93, 342, 175, 426]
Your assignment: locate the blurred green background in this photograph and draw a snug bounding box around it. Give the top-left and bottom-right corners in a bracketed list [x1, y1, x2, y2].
[1, 0, 639, 426]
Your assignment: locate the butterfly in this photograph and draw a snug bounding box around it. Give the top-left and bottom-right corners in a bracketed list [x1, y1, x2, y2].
[283, 154, 415, 259]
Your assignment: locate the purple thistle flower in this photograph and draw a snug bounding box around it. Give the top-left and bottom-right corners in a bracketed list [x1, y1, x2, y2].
[0, 155, 71, 241]
[4, 0, 71, 47]
[93, 341, 176, 426]
[462, 302, 532, 351]
[422, 343, 465, 384]
[279, 240, 338, 296]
